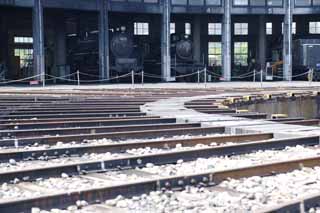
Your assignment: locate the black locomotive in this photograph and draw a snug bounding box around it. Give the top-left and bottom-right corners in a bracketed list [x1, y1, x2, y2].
[170, 34, 204, 79]
[110, 28, 144, 76]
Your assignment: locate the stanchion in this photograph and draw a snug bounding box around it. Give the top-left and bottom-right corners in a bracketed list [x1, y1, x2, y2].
[197, 69, 200, 84]
[253, 69, 256, 82]
[77, 70, 80, 86]
[42, 72, 45, 87]
[260, 69, 263, 88]
[204, 66, 207, 88]
[141, 70, 144, 86]
[131, 70, 134, 88]
[308, 68, 314, 86]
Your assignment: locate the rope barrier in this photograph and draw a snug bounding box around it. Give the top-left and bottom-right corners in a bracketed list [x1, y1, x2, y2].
[78, 72, 101, 78]
[46, 73, 77, 81]
[46, 74, 78, 82]
[175, 70, 203, 79]
[0, 74, 42, 84]
[0, 68, 313, 86]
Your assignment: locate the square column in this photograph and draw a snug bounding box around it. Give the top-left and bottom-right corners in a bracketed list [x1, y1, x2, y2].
[222, 0, 231, 81]
[283, 0, 293, 81]
[161, 0, 171, 82]
[98, 0, 110, 80]
[258, 15, 267, 71]
[32, 0, 45, 81]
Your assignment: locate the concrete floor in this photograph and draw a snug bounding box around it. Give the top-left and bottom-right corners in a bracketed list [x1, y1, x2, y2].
[0, 81, 319, 90]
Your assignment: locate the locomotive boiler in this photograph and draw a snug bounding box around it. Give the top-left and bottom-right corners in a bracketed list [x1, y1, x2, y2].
[171, 34, 204, 80]
[110, 28, 144, 75]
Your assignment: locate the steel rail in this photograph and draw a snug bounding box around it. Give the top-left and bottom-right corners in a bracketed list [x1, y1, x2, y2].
[0, 115, 159, 124]
[0, 136, 315, 184]
[0, 133, 273, 161]
[0, 126, 225, 147]
[0, 112, 147, 120]
[5, 108, 141, 115]
[0, 123, 201, 138]
[0, 117, 176, 130]
[1, 150, 320, 212]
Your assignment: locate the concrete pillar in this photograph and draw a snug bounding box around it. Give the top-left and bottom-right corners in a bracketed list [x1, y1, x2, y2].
[258, 15, 267, 70]
[32, 0, 45, 81]
[54, 14, 67, 77]
[222, 0, 231, 81]
[161, 0, 171, 81]
[193, 15, 201, 63]
[98, 0, 110, 79]
[0, 12, 7, 63]
[283, 0, 293, 81]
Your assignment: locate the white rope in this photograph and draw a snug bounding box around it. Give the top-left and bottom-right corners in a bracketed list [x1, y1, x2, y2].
[292, 71, 310, 78]
[206, 70, 222, 77]
[78, 72, 100, 78]
[175, 70, 203, 78]
[46, 74, 78, 82]
[46, 73, 76, 81]
[0, 74, 42, 84]
[79, 72, 132, 82]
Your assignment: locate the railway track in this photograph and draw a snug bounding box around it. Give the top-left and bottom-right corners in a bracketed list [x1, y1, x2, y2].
[0, 135, 319, 212]
[0, 91, 319, 212]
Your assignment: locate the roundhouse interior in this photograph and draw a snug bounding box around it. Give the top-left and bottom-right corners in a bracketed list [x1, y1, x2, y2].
[0, 0, 319, 83]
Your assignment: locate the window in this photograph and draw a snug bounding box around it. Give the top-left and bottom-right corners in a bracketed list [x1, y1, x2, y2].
[233, 0, 248, 5]
[170, 23, 176, 34]
[295, 0, 311, 6]
[281, 22, 296, 34]
[171, 0, 187, 5]
[251, 0, 265, 6]
[14, 37, 33, 44]
[134, 22, 149, 35]
[208, 42, 222, 66]
[266, 22, 272, 35]
[185, 23, 191, 35]
[206, 0, 221, 5]
[189, 0, 204, 5]
[234, 23, 248, 35]
[267, 0, 283, 6]
[309, 22, 320, 34]
[14, 49, 33, 68]
[208, 23, 222, 35]
[234, 42, 248, 66]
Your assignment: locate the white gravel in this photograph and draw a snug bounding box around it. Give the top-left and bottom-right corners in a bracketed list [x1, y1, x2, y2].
[36, 166, 320, 213]
[97, 167, 320, 213]
[0, 136, 230, 173]
[1, 145, 319, 203]
[138, 145, 320, 177]
[0, 133, 226, 152]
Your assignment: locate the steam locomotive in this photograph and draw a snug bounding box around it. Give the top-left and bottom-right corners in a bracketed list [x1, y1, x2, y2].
[110, 28, 144, 76]
[170, 34, 205, 80]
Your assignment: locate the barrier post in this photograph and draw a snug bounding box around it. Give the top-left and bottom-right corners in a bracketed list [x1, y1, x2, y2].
[77, 70, 80, 86]
[204, 66, 207, 88]
[260, 69, 263, 88]
[197, 69, 200, 84]
[42, 72, 45, 87]
[309, 68, 314, 86]
[131, 70, 134, 88]
[141, 70, 144, 86]
[253, 69, 256, 82]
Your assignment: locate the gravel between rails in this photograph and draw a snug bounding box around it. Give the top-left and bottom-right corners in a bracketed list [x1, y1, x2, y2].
[0, 145, 319, 203]
[0, 136, 230, 173]
[34, 162, 320, 213]
[0, 133, 226, 152]
[96, 166, 320, 213]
